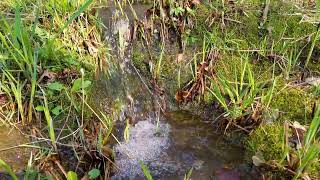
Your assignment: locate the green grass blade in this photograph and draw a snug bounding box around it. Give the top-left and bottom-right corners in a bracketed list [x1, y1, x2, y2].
[40, 88, 57, 150]
[60, 0, 93, 33]
[294, 144, 320, 179]
[304, 106, 320, 150]
[207, 84, 228, 111]
[139, 161, 153, 180]
[0, 159, 18, 180]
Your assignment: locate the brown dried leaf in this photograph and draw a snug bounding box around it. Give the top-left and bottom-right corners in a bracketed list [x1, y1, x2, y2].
[175, 91, 189, 103]
[38, 70, 57, 83]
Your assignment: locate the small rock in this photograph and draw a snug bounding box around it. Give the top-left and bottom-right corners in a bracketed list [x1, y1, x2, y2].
[252, 151, 265, 167]
[305, 77, 320, 86]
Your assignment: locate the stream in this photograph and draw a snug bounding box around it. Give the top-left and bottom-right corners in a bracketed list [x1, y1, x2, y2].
[95, 2, 254, 179]
[0, 2, 254, 179]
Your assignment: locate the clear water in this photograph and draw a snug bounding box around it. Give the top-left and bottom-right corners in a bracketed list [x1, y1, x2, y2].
[110, 112, 251, 180]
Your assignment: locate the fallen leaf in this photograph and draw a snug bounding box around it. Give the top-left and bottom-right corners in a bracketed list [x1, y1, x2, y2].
[175, 91, 189, 103]
[38, 70, 57, 83]
[88, 168, 100, 179]
[290, 121, 306, 148]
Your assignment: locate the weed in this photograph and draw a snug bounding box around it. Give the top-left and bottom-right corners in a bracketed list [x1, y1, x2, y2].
[208, 54, 272, 122]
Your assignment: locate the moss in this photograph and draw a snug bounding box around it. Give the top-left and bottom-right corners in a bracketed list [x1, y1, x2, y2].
[266, 13, 316, 48]
[213, 53, 243, 80]
[132, 43, 150, 77]
[247, 122, 285, 161]
[253, 60, 276, 82]
[308, 159, 320, 178]
[203, 91, 214, 104]
[270, 84, 314, 124]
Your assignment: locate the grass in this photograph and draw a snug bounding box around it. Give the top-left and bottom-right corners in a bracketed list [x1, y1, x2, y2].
[0, 0, 113, 178]
[0, 159, 18, 180]
[293, 106, 320, 179]
[130, 0, 320, 177]
[0, 0, 319, 179]
[207, 54, 275, 122]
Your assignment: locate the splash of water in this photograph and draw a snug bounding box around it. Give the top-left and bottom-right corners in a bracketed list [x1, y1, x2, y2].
[112, 120, 170, 179]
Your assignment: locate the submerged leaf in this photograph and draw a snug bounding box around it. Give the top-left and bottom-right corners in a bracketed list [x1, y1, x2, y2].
[139, 161, 153, 180]
[252, 151, 265, 166]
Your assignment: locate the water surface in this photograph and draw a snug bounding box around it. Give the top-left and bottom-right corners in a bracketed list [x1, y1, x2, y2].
[111, 111, 251, 179]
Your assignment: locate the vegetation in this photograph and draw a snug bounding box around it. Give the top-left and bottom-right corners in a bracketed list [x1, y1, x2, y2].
[0, 0, 111, 179]
[0, 0, 319, 179]
[130, 0, 320, 178]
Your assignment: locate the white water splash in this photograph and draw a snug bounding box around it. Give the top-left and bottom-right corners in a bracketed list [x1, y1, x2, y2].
[112, 120, 170, 179]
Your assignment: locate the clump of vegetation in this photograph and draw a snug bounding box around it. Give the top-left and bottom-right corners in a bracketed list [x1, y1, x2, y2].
[131, 0, 320, 178]
[270, 86, 314, 123]
[248, 122, 285, 161]
[248, 106, 320, 179]
[0, 0, 319, 178]
[0, 0, 113, 178]
[208, 54, 274, 125]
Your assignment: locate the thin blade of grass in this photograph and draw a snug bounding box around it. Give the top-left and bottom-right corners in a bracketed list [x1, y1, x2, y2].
[60, 0, 93, 33]
[0, 159, 18, 180]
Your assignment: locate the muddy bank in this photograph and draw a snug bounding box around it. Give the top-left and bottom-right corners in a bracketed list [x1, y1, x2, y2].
[0, 126, 30, 173]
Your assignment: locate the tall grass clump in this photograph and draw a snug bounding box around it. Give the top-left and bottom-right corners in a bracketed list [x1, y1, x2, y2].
[208, 54, 275, 123]
[0, 7, 39, 125]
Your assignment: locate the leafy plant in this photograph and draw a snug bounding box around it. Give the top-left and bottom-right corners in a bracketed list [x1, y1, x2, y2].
[67, 171, 78, 180]
[207, 55, 267, 121]
[170, 6, 185, 16]
[0, 7, 38, 124]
